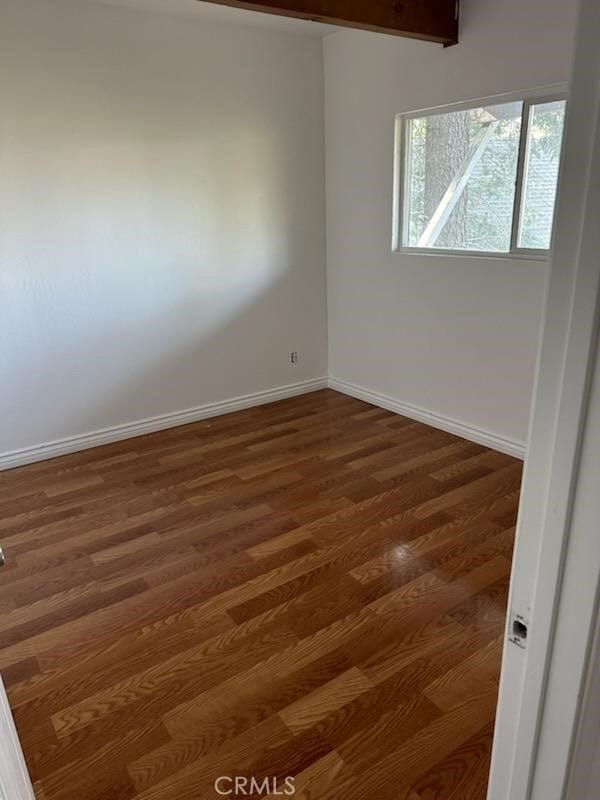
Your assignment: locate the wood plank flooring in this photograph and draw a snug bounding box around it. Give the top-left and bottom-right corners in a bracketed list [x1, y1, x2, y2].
[0, 390, 522, 800]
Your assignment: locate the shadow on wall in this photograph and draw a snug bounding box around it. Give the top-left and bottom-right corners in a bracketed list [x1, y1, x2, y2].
[0, 122, 325, 454]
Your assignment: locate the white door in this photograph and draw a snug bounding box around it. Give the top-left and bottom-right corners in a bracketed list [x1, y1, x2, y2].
[488, 0, 600, 796]
[0, 677, 36, 800]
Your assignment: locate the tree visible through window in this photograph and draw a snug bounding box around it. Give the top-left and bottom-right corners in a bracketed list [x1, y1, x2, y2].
[400, 95, 566, 254]
[518, 101, 566, 249]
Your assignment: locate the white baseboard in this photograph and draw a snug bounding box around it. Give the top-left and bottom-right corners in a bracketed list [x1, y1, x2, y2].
[0, 378, 328, 471]
[0, 677, 36, 800]
[0, 375, 525, 471]
[328, 376, 526, 460]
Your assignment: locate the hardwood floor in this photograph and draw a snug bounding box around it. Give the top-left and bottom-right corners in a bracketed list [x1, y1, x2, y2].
[0, 389, 522, 800]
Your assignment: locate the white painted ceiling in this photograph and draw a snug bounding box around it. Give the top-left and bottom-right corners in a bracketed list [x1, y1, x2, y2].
[86, 0, 339, 36]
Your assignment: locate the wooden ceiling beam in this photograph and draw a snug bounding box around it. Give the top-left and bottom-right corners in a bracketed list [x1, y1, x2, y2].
[197, 0, 459, 45]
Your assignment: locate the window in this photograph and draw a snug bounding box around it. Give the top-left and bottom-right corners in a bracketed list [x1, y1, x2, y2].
[395, 91, 566, 256]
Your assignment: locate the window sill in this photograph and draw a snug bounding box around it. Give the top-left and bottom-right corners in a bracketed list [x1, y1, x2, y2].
[395, 246, 550, 262]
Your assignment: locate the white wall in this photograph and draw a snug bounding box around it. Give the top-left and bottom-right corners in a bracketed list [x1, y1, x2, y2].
[324, 0, 578, 452]
[0, 0, 327, 458]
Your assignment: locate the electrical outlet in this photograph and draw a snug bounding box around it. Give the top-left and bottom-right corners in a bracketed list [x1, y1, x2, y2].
[290, 352, 299, 365]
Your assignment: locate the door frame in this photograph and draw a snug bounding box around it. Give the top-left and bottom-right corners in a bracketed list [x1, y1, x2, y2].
[488, 0, 600, 796]
[0, 678, 36, 800]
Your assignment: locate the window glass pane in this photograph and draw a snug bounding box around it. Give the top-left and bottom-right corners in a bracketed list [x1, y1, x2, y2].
[404, 101, 523, 252]
[518, 100, 566, 250]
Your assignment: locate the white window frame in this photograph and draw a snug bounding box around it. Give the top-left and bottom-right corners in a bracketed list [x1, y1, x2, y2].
[392, 84, 568, 261]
